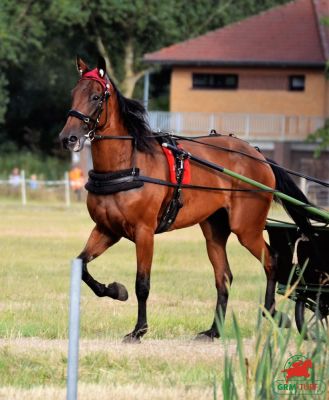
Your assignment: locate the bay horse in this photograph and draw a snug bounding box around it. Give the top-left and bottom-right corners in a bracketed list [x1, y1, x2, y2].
[59, 56, 313, 342]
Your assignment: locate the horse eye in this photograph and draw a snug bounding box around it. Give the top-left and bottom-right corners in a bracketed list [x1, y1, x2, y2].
[92, 95, 100, 101]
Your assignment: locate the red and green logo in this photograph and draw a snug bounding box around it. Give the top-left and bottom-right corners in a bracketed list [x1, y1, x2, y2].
[272, 354, 326, 396]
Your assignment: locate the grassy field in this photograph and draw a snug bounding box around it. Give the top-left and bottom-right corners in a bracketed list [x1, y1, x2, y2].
[0, 202, 328, 399]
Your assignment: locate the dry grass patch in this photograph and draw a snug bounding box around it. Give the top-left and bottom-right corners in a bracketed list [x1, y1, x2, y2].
[0, 382, 214, 400]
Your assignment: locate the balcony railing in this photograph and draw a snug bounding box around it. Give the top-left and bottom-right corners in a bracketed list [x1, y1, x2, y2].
[148, 111, 325, 141]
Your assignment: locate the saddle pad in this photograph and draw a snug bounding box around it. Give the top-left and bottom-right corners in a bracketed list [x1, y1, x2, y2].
[162, 145, 191, 184]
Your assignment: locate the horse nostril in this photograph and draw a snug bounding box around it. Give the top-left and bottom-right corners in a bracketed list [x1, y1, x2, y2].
[69, 136, 78, 143]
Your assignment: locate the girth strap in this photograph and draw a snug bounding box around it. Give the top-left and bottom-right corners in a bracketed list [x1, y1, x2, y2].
[154, 134, 186, 234]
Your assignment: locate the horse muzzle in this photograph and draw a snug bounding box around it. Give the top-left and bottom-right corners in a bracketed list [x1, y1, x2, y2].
[61, 134, 86, 152]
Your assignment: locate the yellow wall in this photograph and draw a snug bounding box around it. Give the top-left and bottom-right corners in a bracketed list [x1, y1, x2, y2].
[170, 67, 327, 117]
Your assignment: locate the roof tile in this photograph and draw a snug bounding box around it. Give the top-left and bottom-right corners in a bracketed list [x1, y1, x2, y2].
[144, 0, 328, 66]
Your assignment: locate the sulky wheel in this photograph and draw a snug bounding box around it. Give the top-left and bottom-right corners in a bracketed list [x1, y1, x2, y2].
[295, 299, 329, 340]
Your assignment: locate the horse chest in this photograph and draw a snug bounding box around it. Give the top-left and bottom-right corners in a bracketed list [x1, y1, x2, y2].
[87, 194, 139, 238]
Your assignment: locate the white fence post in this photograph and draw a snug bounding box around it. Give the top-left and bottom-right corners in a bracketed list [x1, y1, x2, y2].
[143, 71, 150, 110]
[280, 115, 286, 140]
[175, 113, 182, 133]
[21, 170, 27, 206]
[65, 172, 71, 207]
[209, 114, 215, 131]
[67, 258, 82, 400]
[300, 177, 307, 196]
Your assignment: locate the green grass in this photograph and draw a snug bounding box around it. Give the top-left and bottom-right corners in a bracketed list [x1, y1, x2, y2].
[0, 203, 267, 340]
[0, 348, 222, 388]
[0, 202, 327, 399]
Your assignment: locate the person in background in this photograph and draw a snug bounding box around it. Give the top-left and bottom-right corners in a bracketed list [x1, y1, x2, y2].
[29, 174, 38, 190]
[69, 165, 84, 201]
[9, 167, 21, 187]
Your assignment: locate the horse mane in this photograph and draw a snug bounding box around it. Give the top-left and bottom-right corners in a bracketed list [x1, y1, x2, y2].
[109, 78, 155, 153]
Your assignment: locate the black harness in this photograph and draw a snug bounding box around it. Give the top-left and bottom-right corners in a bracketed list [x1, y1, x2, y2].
[85, 168, 144, 195]
[69, 73, 329, 234]
[67, 74, 188, 233]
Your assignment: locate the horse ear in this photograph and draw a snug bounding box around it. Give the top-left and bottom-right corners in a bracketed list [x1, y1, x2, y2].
[97, 56, 106, 78]
[76, 56, 89, 77]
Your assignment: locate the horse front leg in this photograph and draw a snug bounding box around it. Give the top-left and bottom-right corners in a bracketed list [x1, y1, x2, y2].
[123, 226, 154, 343]
[78, 225, 128, 301]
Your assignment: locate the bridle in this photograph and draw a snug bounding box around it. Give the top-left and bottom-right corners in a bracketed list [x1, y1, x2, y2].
[66, 71, 114, 142]
[66, 77, 136, 141]
[67, 91, 111, 142]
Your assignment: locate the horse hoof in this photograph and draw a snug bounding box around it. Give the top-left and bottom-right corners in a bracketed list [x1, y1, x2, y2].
[107, 282, 128, 301]
[122, 333, 141, 344]
[195, 330, 218, 342]
[275, 311, 292, 328]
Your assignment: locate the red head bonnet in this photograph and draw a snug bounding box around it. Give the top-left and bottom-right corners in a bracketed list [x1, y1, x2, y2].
[80, 69, 108, 90]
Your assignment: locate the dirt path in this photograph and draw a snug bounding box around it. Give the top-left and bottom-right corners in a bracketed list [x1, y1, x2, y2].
[0, 337, 255, 360]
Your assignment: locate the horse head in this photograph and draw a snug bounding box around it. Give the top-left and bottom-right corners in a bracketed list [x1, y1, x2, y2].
[59, 56, 111, 152]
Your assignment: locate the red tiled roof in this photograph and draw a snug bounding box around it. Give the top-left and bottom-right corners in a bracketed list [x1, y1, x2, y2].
[314, 0, 329, 59]
[144, 0, 328, 67]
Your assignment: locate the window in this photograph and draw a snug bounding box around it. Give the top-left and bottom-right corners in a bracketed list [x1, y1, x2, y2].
[239, 75, 287, 90]
[192, 73, 238, 90]
[289, 75, 305, 91]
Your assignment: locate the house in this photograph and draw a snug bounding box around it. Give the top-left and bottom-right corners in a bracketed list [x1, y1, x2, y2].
[144, 0, 329, 197]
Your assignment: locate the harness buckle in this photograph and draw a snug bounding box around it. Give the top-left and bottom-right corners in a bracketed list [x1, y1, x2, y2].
[85, 130, 96, 141]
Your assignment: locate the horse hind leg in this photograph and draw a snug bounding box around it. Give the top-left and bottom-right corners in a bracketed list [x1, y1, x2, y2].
[197, 208, 232, 341]
[235, 228, 291, 328]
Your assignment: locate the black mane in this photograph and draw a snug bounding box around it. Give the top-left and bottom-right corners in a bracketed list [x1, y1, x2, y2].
[110, 78, 155, 153]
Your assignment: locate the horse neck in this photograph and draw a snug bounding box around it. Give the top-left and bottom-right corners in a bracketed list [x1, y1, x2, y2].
[90, 96, 133, 173]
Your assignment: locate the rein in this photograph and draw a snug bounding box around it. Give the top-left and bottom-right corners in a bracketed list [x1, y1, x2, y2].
[66, 71, 329, 189]
[82, 128, 329, 189]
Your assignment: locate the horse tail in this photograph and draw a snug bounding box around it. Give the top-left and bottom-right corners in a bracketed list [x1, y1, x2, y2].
[268, 158, 325, 234]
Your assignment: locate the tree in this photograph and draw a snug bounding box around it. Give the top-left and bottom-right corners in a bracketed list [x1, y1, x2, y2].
[0, 0, 291, 156]
[307, 119, 329, 158]
[49, 0, 290, 97]
[0, 1, 46, 123]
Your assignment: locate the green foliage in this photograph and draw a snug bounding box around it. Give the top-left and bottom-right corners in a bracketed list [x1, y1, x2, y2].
[0, 0, 47, 123]
[306, 119, 329, 158]
[0, 150, 69, 180]
[0, 1, 46, 66]
[221, 305, 328, 400]
[0, 0, 291, 156]
[0, 73, 8, 123]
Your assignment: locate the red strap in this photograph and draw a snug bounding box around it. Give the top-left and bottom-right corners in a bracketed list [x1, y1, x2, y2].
[80, 69, 107, 90]
[162, 146, 191, 184]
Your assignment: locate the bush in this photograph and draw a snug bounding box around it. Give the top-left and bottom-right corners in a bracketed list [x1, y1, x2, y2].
[0, 150, 69, 180]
